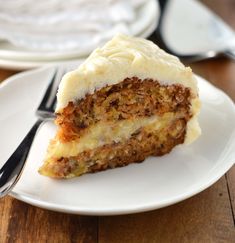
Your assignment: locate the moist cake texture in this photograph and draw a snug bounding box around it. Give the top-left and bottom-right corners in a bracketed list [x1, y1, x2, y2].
[39, 34, 201, 178]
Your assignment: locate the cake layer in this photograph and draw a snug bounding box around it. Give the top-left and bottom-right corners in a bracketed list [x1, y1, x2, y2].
[56, 77, 199, 143]
[56, 34, 198, 112]
[39, 117, 187, 178]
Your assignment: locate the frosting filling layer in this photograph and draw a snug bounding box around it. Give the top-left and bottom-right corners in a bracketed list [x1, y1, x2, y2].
[46, 113, 181, 159]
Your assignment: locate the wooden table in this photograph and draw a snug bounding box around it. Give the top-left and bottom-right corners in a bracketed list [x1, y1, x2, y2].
[1, 1, 235, 242]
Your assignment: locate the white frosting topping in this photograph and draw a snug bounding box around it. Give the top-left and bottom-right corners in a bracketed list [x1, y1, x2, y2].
[56, 34, 198, 111]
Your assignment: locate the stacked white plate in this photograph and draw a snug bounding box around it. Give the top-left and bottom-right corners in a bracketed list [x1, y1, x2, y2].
[0, 0, 159, 70]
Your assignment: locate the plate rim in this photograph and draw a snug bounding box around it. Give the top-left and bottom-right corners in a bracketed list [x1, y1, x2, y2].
[9, 159, 235, 216]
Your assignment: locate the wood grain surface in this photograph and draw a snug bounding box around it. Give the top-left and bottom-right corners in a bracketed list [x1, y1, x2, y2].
[1, 0, 235, 242]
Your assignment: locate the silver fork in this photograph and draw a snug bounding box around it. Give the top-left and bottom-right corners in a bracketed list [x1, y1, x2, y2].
[0, 68, 64, 197]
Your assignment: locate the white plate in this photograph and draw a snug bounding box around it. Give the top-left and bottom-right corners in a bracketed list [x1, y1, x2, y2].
[0, 11, 158, 71]
[0, 0, 159, 62]
[1, 67, 235, 215]
[0, 57, 85, 71]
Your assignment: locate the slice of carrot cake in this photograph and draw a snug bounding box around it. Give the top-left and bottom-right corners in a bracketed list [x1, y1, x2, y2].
[39, 34, 201, 178]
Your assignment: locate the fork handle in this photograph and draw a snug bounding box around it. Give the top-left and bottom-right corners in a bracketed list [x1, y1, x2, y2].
[0, 119, 43, 198]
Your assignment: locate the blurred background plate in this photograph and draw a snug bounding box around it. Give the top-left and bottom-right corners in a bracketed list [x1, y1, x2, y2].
[0, 0, 159, 65]
[0, 2, 159, 70]
[0, 58, 85, 71]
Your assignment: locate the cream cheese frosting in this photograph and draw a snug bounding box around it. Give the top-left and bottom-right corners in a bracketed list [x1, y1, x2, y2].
[56, 34, 198, 111]
[56, 34, 201, 144]
[46, 112, 188, 159]
[46, 115, 161, 158]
